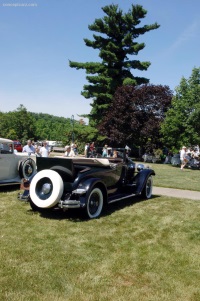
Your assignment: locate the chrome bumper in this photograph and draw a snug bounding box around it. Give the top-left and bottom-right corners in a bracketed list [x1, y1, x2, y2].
[58, 199, 81, 209]
[58, 187, 86, 209]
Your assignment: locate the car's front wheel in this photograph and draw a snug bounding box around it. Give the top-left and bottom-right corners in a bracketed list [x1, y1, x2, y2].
[30, 169, 64, 208]
[86, 187, 104, 219]
[141, 176, 153, 199]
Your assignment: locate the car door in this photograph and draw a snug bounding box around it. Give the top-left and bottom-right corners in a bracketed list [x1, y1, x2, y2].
[0, 142, 18, 181]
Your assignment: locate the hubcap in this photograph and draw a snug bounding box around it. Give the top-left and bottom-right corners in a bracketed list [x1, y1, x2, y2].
[89, 193, 99, 214]
[27, 165, 33, 175]
[42, 183, 52, 195]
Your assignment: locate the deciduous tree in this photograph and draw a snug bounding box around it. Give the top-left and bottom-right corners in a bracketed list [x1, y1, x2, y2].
[160, 67, 200, 150]
[99, 84, 172, 150]
[0, 105, 35, 143]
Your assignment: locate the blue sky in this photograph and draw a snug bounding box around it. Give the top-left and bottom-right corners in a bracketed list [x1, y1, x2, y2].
[0, 0, 200, 121]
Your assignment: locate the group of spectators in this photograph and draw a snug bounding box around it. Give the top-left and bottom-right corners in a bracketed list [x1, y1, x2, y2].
[22, 139, 80, 158]
[84, 143, 130, 159]
[84, 142, 95, 158]
[21, 140, 130, 160]
[64, 142, 118, 158]
[22, 140, 79, 158]
[102, 145, 119, 158]
[22, 140, 50, 157]
[180, 145, 200, 170]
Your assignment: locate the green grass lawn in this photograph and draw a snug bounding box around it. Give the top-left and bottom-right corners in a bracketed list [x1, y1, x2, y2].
[136, 161, 200, 191]
[0, 186, 200, 301]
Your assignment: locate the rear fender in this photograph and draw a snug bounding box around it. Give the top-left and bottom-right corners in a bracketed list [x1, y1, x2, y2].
[77, 178, 108, 207]
[134, 169, 155, 194]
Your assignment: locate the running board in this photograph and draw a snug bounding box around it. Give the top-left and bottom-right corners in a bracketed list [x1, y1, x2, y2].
[108, 193, 139, 204]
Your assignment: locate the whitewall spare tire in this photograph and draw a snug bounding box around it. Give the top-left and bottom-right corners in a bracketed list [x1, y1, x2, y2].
[30, 169, 64, 208]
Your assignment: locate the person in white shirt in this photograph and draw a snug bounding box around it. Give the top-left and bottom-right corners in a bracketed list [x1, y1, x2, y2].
[40, 141, 50, 157]
[64, 145, 75, 157]
[84, 143, 89, 157]
[180, 146, 188, 170]
[23, 140, 35, 154]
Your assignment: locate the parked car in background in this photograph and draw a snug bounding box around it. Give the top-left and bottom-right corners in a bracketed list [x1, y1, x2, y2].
[142, 153, 161, 163]
[0, 137, 36, 186]
[13, 140, 23, 152]
[171, 154, 181, 166]
[47, 141, 63, 152]
[19, 147, 155, 219]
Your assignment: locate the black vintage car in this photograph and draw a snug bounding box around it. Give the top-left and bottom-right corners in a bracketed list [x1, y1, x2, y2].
[19, 148, 155, 219]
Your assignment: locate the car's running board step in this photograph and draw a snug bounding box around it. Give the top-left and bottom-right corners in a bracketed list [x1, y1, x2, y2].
[108, 193, 138, 204]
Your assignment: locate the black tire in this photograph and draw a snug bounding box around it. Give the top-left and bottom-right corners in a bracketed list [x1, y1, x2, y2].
[86, 187, 104, 219]
[30, 169, 64, 208]
[30, 198, 40, 211]
[50, 166, 74, 182]
[19, 158, 36, 179]
[29, 198, 53, 213]
[141, 176, 153, 199]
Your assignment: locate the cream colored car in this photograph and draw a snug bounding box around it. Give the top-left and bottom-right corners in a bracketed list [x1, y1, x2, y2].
[0, 138, 36, 186]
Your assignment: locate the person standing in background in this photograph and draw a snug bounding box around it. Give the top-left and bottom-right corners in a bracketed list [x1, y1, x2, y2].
[40, 141, 50, 157]
[23, 140, 35, 154]
[64, 145, 75, 157]
[35, 147, 42, 157]
[84, 143, 89, 157]
[180, 146, 188, 170]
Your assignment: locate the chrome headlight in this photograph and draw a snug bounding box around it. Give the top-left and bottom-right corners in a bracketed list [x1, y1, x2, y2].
[137, 163, 145, 171]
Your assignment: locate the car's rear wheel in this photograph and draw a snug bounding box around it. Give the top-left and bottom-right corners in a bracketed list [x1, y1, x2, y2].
[30, 170, 64, 208]
[19, 158, 36, 179]
[86, 187, 103, 219]
[141, 176, 153, 199]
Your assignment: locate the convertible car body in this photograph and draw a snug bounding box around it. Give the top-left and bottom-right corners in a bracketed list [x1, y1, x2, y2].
[19, 148, 155, 218]
[0, 137, 36, 186]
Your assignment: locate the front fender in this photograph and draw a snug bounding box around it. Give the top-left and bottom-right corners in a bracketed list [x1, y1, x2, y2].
[134, 169, 155, 194]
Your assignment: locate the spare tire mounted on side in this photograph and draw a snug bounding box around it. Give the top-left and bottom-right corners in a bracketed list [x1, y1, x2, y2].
[19, 158, 36, 179]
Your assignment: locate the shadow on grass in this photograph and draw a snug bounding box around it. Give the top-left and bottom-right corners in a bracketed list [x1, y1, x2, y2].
[26, 194, 160, 222]
[0, 184, 20, 192]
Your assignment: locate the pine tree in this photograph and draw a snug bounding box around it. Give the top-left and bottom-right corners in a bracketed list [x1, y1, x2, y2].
[69, 4, 159, 127]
